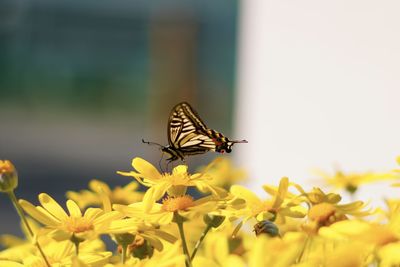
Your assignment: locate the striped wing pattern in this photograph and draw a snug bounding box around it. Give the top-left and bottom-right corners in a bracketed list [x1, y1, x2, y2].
[168, 102, 217, 154]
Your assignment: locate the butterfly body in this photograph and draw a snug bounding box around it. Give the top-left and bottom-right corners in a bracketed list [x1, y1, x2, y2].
[145, 102, 247, 162]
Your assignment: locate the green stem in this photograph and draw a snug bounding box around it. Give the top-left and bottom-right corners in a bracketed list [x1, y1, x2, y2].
[7, 191, 51, 267]
[121, 244, 128, 264]
[70, 235, 83, 256]
[297, 236, 310, 263]
[175, 213, 192, 267]
[190, 223, 212, 261]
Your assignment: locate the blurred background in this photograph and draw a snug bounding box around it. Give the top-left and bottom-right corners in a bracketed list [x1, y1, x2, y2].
[1, 0, 400, 238]
[0, 0, 238, 236]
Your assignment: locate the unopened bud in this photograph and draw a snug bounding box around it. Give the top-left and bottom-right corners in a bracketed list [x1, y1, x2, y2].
[114, 233, 136, 247]
[204, 214, 225, 228]
[0, 160, 18, 192]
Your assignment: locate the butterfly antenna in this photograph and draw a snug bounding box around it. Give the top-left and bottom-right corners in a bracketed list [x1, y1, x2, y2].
[232, 139, 248, 144]
[142, 139, 164, 148]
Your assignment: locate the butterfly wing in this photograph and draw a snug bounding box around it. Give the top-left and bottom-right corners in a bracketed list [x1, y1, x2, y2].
[167, 102, 217, 155]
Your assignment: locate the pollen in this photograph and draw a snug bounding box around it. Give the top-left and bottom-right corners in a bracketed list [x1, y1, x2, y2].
[162, 195, 195, 212]
[64, 217, 94, 234]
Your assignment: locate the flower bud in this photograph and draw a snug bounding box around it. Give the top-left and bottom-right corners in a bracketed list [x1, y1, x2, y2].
[0, 160, 18, 192]
[203, 214, 225, 228]
[253, 220, 280, 237]
[130, 235, 154, 259]
[114, 233, 136, 247]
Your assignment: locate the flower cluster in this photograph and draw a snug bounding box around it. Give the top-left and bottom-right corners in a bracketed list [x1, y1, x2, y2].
[0, 156, 399, 267]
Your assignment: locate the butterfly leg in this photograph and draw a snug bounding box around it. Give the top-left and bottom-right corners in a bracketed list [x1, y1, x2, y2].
[158, 153, 165, 173]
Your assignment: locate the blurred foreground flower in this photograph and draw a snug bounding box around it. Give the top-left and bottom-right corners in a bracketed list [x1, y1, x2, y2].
[1, 154, 400, 266]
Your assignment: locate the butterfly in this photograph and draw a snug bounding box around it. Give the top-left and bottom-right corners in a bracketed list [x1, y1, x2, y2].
[143, 102, 247, 162]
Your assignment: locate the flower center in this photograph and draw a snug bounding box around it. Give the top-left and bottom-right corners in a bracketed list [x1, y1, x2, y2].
[64, 217, 94, 233]
[162, 195, 194, 212]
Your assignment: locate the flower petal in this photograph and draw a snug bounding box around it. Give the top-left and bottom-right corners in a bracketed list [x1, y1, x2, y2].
[132, 157, 162, 180]
[47, 228, 71, 241]
[38, 193, 68, 221]
[108, 218, 140, 233]
[18, 199, 60, 226]
[143, 182, 169, 212]
[89, 180, 112, 195]
[92, 211, 123, 226]
[153, 229, 178, 243]
[84, 208, 104, 221]
[66, 200, 82, 217]
[0, 261, 24, 267]
[172, 165, 188, 175]
[230, 185, 263, 208]
[272, 177, 289, 209]
[140, 233, 163, 251]
[194, 181, 227, 198]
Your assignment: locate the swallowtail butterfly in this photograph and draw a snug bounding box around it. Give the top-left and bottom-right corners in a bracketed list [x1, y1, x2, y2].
[143, 102, 247, 162]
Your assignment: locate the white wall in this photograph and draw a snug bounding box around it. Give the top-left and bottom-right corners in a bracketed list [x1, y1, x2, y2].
[235, 0, 400, 199]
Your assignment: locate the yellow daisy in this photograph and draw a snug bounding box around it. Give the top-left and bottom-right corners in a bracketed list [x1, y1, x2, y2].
[230, 177, 307, 223]
[117, 157, 227, 211]
[22, 239, 111, 267]
[114, 195, 219, 226]
[316, 168, 398, 194]
[297, 187, 371, 233]
[19, 193, 123, 242]
[247, 232, 306, 267]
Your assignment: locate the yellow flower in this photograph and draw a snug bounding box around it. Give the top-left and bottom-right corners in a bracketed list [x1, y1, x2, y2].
[109, 220, 177, 250]
[66, 179, 143, 209]
[22, 239, 110, 267]
[378, 242, 400, 267]
[298, 187, 370, 233]
[247, 232, 306, 267]
[117, 158, 227, 211]
[323, 242, 371, 267]
[197, 157, 247, 188]
[0, 218, 50, 262]
[0, 261, 24, 267]
[192, 231, 246, 267]
[114, 195, 219, 226]
[231, 177, 307, 223]
[19, 193, 123, 241]
[316, 168, 398, 194]
[319, 220, 398, 246]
